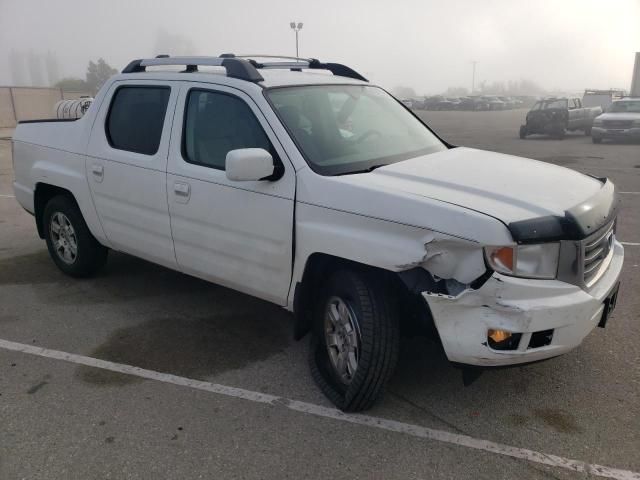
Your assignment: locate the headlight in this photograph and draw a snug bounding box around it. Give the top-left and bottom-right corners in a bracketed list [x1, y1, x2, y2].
[484, 243, 560, 279]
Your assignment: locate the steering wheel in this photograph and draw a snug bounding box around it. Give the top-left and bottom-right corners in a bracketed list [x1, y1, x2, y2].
[351, 129, 382, 144]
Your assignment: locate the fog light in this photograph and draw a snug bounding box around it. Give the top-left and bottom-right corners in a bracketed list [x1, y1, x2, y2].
[487, 329, 522, 350]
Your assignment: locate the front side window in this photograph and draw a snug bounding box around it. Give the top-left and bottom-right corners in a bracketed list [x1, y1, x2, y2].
[183, 89, 272, 170]
[267, 85, 445, 176]
[106, 86, 170, 155]
[543, 99, 568, 109]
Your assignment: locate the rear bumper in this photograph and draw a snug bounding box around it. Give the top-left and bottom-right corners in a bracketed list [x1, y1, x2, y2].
[424, 241, 624, 366]
[592, 126, 640, 139]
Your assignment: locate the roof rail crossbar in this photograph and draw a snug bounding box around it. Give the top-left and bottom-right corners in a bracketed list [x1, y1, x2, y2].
[231, 54, 368, 81]
[121, 56, 264, 82]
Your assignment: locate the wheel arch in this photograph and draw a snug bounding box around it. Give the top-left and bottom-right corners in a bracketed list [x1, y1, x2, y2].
[34, 183, 77, 239]
[33, 181, 109, 247]
[292, 252, 438, 341]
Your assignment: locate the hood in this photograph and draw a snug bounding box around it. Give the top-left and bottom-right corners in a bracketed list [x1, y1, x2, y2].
[340, 147, 605, 227]
[596, 112, 640, 121]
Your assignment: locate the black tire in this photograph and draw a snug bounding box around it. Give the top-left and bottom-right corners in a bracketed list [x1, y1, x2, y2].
[584, 126, 592, 136]
[43, 195, 108, 277]
[519, 125, 527, 139]
[592, 136, 602, 144]
[309, 268, 399, 412]
[553, 128, 565, 140]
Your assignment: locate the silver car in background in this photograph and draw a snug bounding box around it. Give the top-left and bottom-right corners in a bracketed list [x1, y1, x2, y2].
[591, 97, 640, 143]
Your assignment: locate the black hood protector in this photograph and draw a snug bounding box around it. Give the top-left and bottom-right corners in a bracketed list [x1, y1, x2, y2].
[508, 179, 619, 243]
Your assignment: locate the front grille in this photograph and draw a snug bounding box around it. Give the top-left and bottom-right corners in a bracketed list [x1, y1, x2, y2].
[582, 221, 615, 287]
[603, 120, 633, 129]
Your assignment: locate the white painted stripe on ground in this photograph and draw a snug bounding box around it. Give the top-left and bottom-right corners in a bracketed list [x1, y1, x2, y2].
[621, 242, 640, 246]
[0, 338, 638, 480]
[0, 194, 15, 198]
[619, 192, 640, 195]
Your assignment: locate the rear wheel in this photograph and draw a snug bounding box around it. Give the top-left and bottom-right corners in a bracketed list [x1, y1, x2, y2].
[592, 136, 602, 144]
[43, 195, 108, 277]
[309, 269, 399, 412]
[584, 126, 592, 136]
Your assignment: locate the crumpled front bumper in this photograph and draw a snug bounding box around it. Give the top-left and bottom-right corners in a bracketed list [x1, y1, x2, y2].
[424, 241, 624, 366]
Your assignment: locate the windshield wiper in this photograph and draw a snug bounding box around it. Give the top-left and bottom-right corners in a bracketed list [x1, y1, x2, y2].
[337, 164, 388, 176]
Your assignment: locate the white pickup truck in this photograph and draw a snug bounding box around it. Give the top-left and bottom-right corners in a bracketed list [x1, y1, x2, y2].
[12, 55, 624, 411]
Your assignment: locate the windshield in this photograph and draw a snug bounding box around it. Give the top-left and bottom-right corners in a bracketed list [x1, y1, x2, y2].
[266, 85, 446, 175]
[533, 99, 567, 110]
[608, 100, 640, 113]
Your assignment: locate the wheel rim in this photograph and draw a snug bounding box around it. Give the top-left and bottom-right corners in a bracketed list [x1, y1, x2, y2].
[49, 212, 78, 264]
[324, 296, 361, 385]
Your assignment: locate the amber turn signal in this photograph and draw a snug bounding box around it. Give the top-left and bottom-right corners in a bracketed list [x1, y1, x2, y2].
[487, 329, 522, 350]
[488, 329, 512, 343]
[488, 246, 514, 272]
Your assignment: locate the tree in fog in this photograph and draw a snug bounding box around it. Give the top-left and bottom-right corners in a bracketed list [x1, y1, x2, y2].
[86, 58, 118, 93]
[392, 86, 417, 99]
[445, 86, 469, 96]
[9, 50, 28, 86]
[45, 51, 60, 86]
[27, 51, 46, 86]
[478, 79, 545, 96]
[55, 77, 90, 91]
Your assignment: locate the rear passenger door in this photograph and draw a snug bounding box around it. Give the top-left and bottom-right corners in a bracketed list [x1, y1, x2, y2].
[86, 81, 179, 269]
[167, 83, 295, 305]
[568, 98, 584, 129]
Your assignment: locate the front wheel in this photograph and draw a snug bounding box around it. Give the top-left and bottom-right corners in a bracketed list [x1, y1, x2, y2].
[584, 126, 592, 136]
[43, 195, 108, 277]
[592, 136, 602, 144]
[309, 269, 399, 412]
[519, 125, 527, 139]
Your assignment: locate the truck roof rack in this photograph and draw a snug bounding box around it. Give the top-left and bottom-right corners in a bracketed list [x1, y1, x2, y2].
[121, 54, 368, 83]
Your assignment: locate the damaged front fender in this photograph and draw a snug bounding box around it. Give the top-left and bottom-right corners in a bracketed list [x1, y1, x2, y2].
[397, 235, 490, 298]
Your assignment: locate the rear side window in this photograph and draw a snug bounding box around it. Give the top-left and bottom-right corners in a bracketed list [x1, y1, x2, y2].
[106, 86, 170, 155]
[182, 89, 271, 170]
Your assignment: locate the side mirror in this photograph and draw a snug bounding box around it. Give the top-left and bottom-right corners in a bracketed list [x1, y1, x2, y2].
[225, 148, 275, 182]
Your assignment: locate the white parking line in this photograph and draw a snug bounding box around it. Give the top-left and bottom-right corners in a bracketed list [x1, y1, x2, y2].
[619, 192, 640, 195]
[621, 242, 640, 246]
[0, 338, 637, 480]
[0, 194, 15, 198]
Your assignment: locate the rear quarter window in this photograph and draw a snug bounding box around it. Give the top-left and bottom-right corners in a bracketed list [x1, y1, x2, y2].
[106, 86, 170, 155]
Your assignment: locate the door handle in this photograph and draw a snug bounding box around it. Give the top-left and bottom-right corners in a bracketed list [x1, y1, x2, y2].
[173, 182, 191, 203]
[91, 164, 104, 183]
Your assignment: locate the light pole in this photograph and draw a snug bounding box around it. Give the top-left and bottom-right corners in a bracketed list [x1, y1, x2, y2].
[471, 60, 477, 94]
[290, 22, 303, 58]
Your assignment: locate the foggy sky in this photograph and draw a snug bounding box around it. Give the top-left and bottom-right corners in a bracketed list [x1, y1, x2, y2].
[1, 0, 638, 94]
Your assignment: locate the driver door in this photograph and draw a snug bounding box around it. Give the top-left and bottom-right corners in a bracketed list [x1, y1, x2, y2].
[166, 83, 295, 305]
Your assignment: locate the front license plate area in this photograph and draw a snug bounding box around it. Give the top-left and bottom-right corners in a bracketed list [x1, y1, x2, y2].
[598, 282, 620, 328]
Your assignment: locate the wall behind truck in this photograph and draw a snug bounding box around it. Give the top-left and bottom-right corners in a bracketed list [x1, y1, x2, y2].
[0, 87, 92, 128]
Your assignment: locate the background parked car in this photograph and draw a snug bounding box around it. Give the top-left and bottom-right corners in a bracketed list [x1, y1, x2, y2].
[497, 96, 516, 109]
[427, 96, 461, 110]
[480, 96, 505, 110]
[519, 97, 602, 139]
[591, 97, 640, 143]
